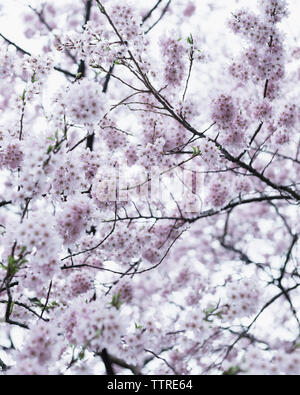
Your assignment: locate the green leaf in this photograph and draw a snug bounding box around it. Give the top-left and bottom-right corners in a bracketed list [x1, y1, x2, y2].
[96, 3, 105, 13]
[9, 301, 15, 314]
[111, 291, 122, 309]
[7, 256, 18, 276]
[94, 329, 103, 338]
[135, 323, 143, 330]
[20, 89, 26, 101]
[187, 34, 193, 45]
[79, 350, 85, 360]
[8, 256, 15, 266]
[31, 73, 37, 83]
[205, 307, 216, 315]
[31, 298, 43, 308]
[192, 146, 201, 157]
[223, 366, 240, 375]
[47, 145, 54, 154]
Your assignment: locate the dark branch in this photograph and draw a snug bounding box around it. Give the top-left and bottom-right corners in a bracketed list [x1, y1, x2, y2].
[142, 0, 163, 23]
[144, 0, 172, 34]
[0, 33, 76, 78]
[78, 0, 92, 77]
[99, 348, 115, 375]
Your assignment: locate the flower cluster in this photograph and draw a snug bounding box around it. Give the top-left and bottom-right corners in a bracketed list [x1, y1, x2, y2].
[108, 3, 142, 45]
[160, 37, 186, 88]
[101, 222, 151, 265]
[142, 223, 182, 264]
[224, 277, 262, 320]
[15, 212, 62, 281]
[139, 137, 170, 171]
[53, 79, 105, 127]
[211, 94, 238, 129]
[22, 55, 53, 81]
[68, 270, 94, 297]
[59, 22, 121, 67]
[0, 0, 299, 377]
[22, 4, 57, 39]
[121, 319, 167, 365]
[56, 195, 94, 245]
[80, 150, 102, 182]
[241, 346, 300, 375]
[9, 321, 60, 375]
[198, 139, 221, 167]
[92, 165, 119, 211]
[183, 2, 196, 17]
[112, 279, 133, 304]
[259, 0, 288, 23]
[278, 103, 297, 128]
[180, 309, 211, 340]
[63, 298, 127, 354]
[10, 138, 49, 202]
[207, 177, 230, 208]
[0, 141, 23, 170]
[228, 1, 287, 96]
[51, 151, 83, 197]
[253, 101, 273, 121]
[98, 117, 128, 151]
[0, 47, 18, 79]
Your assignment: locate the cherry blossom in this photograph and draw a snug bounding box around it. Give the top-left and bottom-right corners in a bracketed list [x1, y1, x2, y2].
[0, 0, 299, 376]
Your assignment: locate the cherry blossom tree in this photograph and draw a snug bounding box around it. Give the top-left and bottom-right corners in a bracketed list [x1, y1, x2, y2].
[0, 0, 300, 375]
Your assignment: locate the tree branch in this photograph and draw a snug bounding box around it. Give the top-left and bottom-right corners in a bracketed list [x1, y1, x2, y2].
[99, 348, 115, 375]
[0, 33, 76, 78]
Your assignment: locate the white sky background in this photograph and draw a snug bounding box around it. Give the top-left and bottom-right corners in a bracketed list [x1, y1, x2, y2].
[1, 0, 300, 105]
[1, 0, 300, 56]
